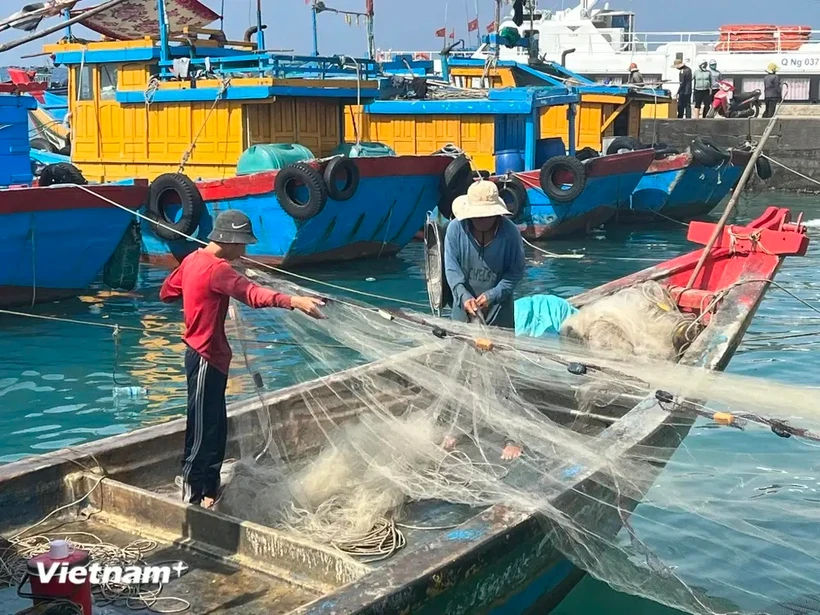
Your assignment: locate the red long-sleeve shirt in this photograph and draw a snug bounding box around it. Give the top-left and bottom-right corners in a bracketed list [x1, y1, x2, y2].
[160, 249, 292, 375]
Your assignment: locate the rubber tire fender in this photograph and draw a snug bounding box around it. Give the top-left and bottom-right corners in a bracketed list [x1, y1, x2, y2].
[575, 146, 599, 162]
[323, 156, 360, 202]
[653, 147, 681, 160]
[30, 137, 56, 152]
[691, 136, 731, 167]
[147, 173, 204, 242]
[539, 156, 587, 203]
[605, 136, 642, 155]
[497, 176, 528, 222]
[440, 155, 472, 196]
[39, 162, 87, 187]
[275, 162, 328, 221]
[755, 157, 773, 180]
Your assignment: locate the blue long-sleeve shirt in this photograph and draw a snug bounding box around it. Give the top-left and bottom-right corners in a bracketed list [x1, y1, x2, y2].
[444, 218, 525, 329]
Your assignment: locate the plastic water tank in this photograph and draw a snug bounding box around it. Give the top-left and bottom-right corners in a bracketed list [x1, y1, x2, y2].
[332, 142, 397, 158]
[0, 95, 37, 187]
[495, 149, 525, 175]
[236, 143, 314, 175]
[535, 138, 566, 168]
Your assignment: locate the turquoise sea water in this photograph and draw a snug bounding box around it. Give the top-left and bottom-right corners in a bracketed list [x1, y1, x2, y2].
[1, 193, 819, 613]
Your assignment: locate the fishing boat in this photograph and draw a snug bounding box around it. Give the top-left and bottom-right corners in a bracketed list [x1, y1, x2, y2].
[621, 141, 755, 223]
[10, 0, 455, 267]
[0, 82, 148, 308]
[0, 206, 807, 614]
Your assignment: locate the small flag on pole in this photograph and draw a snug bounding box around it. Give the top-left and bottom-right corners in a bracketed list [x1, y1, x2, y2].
[486, 20, 496, 33]
[468, 18, 479, 32]
[449, 29, 455, 39]
[435, 27, 446, 37]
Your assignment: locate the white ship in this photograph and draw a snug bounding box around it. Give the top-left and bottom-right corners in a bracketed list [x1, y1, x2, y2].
[380, 0, 820, 101]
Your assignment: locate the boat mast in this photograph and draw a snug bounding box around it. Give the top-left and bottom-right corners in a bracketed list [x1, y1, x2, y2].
[256, 0, 265, 49]
[365, 0, 374, 60]
[311, 1, 319, 56]
[157, 0, 169, 63]
[494, 0, 501, 59]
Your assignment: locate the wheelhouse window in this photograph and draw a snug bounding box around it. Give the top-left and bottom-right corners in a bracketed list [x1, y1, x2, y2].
[100, 65, 118, 101]
[74, 65, 92, 101]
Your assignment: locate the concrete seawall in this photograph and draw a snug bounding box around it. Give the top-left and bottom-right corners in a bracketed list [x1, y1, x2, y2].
[639, 118, 820, 193]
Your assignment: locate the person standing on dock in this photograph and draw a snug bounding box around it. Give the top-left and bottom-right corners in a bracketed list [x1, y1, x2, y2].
[628, 63, 644, 87]
[693, 61, 713, 119]
[674, 59, 693, 119]
[444, 180, 526, 331]
[160, 210, 325, 509]
[708, 60, 722, 109]
[763, 63, 782, 119]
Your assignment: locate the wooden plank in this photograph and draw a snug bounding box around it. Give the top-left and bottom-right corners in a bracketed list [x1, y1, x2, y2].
[599, 100, 630, 134]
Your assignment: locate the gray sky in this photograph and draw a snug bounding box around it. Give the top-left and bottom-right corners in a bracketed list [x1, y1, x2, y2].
[1, 0, 818, 64]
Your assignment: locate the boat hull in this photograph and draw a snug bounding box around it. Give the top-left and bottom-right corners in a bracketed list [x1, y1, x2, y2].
[506, 149, 654, 240]
[0, 183, 147, 308]
[622, 150, 750, 223]
[140, 156, 450, 267]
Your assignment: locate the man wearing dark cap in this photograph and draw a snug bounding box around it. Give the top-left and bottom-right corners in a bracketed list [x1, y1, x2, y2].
[160, 210, 324, 508]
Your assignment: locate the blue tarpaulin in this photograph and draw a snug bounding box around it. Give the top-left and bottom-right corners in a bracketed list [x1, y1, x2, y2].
[514, 295, 577, 338]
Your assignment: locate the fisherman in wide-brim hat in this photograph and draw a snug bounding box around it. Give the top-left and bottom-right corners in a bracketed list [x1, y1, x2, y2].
[443, 180, 527, 460]
[160, 209, 324, 509]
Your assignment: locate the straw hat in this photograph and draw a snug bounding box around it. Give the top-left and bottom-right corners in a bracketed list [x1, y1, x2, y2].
[766, 62, 779, 74]
[452, 181, 511, 221]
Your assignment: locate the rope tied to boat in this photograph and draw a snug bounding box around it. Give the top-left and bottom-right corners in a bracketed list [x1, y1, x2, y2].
[177, 76, 232, 174]
[727, 227, 773, 255]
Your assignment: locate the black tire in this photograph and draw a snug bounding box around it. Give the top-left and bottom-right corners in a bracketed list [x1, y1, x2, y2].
[605, 136, 641, 156]
[575, 146, 599, 161]
[147, 173, 204, 241]
[440, 155, 472, 196]
[39, 162, 87, 187]
[539, 156, 587, 203]
[497, 176, 528, 222]
[756, 157, 773, 180]
[323, 156, 360, 202]
[691, 136, 731, 167]
[30, 137, 55, 152]
[275, 162, 328, 221]
[653, 147, 681, 160]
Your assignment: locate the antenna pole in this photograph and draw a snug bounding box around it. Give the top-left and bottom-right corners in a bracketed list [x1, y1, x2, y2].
[494, 0, 501, 59]
[157, 0, 169, 62]
[312, 1, 319, 55]
[366, 0, 374, 59]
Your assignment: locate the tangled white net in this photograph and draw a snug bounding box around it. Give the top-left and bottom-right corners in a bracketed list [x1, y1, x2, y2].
[221, 274, 820, 615]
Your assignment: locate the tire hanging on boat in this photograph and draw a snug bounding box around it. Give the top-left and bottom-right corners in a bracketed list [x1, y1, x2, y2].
[691, 136, 731, 167]
[29, 137, 56, 152]
[437, 155, 473, 219]
[423, 215, 452, 315]
[275, 162, 328, 221]
[755, 157, 773, 180]
[146, 173, 204, 241]
[605, 136, 642, 155]
[497, 176, 528, 222]
[103, 221, 141, 291]
[38, 162, 87, 187]
[323, 156, 360, 202]
[539, 156, 587, 203]
[575, 146, 600, 161]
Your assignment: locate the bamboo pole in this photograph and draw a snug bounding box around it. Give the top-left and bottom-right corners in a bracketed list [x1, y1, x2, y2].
[684, 113, 781, 290]
[0, 0, 128, 54]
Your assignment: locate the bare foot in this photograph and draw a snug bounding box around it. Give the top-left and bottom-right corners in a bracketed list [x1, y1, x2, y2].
[501, 444, 523, 461]
[442, 435, 457, 451]
[201, 497, 216, 509]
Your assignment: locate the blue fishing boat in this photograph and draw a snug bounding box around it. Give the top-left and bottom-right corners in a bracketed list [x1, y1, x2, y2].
[624, 146, 753, 222]
[0, 84, 148, 308]
[31, 0, 454, 267]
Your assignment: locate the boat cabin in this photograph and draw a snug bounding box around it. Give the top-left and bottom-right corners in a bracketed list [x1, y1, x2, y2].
[44, 35, 388, 183]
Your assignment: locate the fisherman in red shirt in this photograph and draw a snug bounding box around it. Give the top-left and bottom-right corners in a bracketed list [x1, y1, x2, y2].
[160, 210, 324, 508]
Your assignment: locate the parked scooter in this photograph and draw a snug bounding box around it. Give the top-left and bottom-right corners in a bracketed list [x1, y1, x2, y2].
[706, 80, 762, 118]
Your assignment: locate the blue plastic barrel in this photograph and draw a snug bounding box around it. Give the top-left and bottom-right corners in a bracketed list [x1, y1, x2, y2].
[495, 149, 525, 175]
[535, 138, 566, 168]
[236, 143, 314, 175]
[332, 142, 397, 158]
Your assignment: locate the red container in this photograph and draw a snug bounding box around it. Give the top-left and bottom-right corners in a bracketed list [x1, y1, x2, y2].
[25, 548, 93, 615]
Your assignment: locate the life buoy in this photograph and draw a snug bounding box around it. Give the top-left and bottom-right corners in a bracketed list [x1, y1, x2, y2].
[38, 163, 87, 187]
[691, 137, 731, 167]
[275, 162, 328, 221]
[605, 136, 642, 155]
[755, 157, 773, 180]
[147, 173, 204, 242]
[423, 215, 452, 315]
[497, 176, 528, 222]
[323, 156, 360, 202]
[539, 156, 587, 203]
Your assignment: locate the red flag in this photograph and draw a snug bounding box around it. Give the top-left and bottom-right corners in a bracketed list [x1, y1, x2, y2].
[365, 0, 374, 16]
[449, 29, 455, 39]
[435, 27, 446, 37]
[468, 18, 479, 32]
[486, 20, 496, 33]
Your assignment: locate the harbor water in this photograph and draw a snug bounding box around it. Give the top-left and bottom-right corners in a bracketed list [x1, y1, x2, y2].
[2, 192, 819, 613]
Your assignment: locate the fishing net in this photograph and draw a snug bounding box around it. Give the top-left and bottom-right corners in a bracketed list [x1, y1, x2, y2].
[220, 272, 820, 615]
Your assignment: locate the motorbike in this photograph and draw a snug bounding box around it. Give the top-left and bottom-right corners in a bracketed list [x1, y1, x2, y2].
[706, 80, 762, 118]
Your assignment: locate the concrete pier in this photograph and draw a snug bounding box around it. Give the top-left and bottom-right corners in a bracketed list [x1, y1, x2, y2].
[639, 116, 820, 193]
